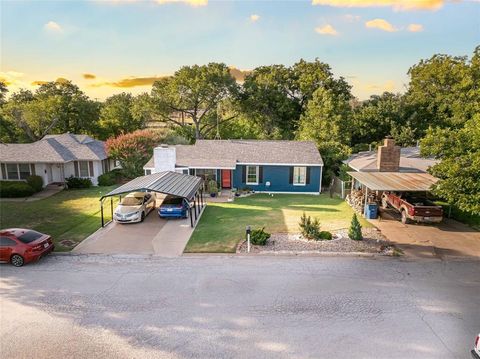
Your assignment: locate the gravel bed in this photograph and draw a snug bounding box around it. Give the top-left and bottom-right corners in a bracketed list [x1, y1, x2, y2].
[237, 228, 396, 255]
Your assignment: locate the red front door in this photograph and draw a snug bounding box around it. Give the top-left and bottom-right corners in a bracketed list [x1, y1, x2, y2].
[221, 170, 231, 188]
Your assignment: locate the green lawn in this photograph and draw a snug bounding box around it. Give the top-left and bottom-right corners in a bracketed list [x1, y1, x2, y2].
[185, 193, 371, 253]
[0, 186, 118, 251]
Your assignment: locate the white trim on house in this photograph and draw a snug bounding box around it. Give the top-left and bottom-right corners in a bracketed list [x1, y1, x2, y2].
[237, 163, 324, 167]
[186, 166, 236, 170]
[254, 191, 320, 195]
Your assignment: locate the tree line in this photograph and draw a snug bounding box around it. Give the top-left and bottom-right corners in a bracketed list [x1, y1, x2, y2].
[0, 45, 478, 213]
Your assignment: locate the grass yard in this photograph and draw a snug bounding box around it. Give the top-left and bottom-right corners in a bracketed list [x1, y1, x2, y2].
[185, 193, 371, 253]
[0, 186, 118, 251]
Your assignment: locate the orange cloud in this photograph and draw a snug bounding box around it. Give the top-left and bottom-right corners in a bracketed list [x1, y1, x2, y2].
[408, 23, 424, 32]
[315, 24, 339, 35]
[250, 14, 260, 22]
[228, 67, 252, 82]
[32, 78, 70, 86]
[91, 76, 169, 88]
[83, 73, 96, 80]
[365, 18, 397, 32]
[311, 0, 444, 11]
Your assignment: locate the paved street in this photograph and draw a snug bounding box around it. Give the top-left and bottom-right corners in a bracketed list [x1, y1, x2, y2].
[1, 255, 479, 359]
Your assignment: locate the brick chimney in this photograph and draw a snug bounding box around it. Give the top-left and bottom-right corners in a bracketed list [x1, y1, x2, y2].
[377, 137, 400, 172]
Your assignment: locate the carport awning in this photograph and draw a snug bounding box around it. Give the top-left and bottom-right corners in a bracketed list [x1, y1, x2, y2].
[347, 171, 439, 192]
[101, 171, 203, 201]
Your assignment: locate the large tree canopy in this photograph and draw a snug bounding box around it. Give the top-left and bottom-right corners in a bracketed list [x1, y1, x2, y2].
[1, 80, 99, 142]
[296, 87, 352, 184]
[421, 115, 480, 214]
[239, 59, 351, 139]
[98, 93, 146, 139]
[150, 63, 239, 140]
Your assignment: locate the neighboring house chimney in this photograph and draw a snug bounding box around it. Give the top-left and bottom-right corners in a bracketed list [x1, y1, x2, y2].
[377, 137, 401, 172]
[154, 144, 176, 173]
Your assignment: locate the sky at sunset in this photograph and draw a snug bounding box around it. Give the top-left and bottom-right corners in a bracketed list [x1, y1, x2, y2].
[1, 0, 479, 100]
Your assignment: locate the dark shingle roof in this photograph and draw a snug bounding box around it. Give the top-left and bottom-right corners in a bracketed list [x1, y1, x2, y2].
[0, 133, 107, 163]
[144, 140, 323, 169]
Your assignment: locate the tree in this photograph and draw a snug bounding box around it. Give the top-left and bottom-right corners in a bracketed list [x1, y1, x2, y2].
[150, 63, 239, 139]
[405, 47, 479, 133]
[239, 59, 352, 139]
[351, 92, 413, 148]
[348, 213, 363, 241]
[421, 115, 480, 214]
[296, 87, 352, 184]
[105, 130, 163, 178]
[35, 79, 100, 134]
[1, 80, 100, 142]
[99, 93, 144, 139]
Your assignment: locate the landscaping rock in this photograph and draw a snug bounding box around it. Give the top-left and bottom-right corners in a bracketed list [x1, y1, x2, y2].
[237, 228, 398, 255]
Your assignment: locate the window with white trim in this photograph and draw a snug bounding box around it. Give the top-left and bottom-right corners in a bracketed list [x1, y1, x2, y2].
[246, 166, 259, 185]
[4, 163, 33, 180]
[293, 166, 307, 186]
[79, 161, 89, 177]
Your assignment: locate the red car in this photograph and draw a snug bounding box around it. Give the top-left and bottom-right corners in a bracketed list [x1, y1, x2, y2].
[0, 229, 54, 267]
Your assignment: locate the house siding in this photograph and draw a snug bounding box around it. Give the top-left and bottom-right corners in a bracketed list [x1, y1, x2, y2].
[232, 165, 322, 193]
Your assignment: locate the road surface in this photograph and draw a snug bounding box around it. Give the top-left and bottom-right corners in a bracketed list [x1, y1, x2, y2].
[1, 255, 479, 358]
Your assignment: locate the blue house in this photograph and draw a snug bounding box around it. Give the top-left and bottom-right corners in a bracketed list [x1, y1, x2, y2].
[143, 140, 323, 194]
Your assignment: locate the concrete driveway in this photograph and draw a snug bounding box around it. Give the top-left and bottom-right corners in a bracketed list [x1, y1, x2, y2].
[370, 209, 480, 259]
[73, 205, 203, 257]
[1, 255, 479, 359]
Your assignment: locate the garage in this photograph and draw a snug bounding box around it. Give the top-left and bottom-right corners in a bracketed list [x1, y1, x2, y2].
[74, 171, 205, 256]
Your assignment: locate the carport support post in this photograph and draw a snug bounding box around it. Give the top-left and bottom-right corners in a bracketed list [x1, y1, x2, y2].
[194, 198, 198, 222]
[100, 199, 104, 227]
[189, 206, 193, 227]
[110, 197, 113, 220]
[363, 186, 368, 218]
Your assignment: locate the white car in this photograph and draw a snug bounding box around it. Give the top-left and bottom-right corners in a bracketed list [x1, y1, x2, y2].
[113, 192, 155, 223]
[472, 333, 480, 359]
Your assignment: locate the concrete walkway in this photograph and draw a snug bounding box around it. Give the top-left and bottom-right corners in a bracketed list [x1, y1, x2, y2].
[369, 210, 480, 259]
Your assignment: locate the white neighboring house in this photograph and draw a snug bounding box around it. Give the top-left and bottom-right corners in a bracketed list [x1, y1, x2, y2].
[0, 133, 115, 187]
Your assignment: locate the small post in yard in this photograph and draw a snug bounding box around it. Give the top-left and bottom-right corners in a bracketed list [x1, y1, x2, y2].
[100, 199, 104, 227]
[246, 225, 251, 253]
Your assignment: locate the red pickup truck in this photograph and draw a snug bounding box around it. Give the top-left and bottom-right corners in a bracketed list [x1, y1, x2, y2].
[381, 192, 443, 224]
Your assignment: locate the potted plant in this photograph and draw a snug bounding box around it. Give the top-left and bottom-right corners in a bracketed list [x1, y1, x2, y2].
[209, 180, 218, 197]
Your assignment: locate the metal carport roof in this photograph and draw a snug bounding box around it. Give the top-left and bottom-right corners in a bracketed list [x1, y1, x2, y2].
[347, 171, 439, 192]
[101, 171, 203, 201]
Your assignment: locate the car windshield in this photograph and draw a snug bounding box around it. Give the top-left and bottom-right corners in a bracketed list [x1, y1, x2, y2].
[17, 230, 44, 243]
[121, 197, 143, 206]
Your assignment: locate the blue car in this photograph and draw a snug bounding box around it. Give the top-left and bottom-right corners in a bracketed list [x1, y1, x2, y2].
[158, 195, 189, 219]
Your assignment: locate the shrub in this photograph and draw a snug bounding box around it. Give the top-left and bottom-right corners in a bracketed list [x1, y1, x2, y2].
[348, 213, 363, 241]
[208, 179, 218, 194]
[299, 212, 322, 240]
[0, 181, 36, 198]
[319, 231, 333, 240]
[105, 130, 164, 178]
[98, 169, 123, 186]
[26, 175, 43, 192]
[65, 176, 92, 189]
[250, 227, 271, 246]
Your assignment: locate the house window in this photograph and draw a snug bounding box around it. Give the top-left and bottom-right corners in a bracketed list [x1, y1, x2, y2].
[3, 163, 33, 180]
[79, 161, 89, 177]
[293, 166, 307, 186]
[6, 164, 19, 180]
[195, 169, 217, 181]
[246, 166, 259, 185]
[19, 164, 31, 180]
